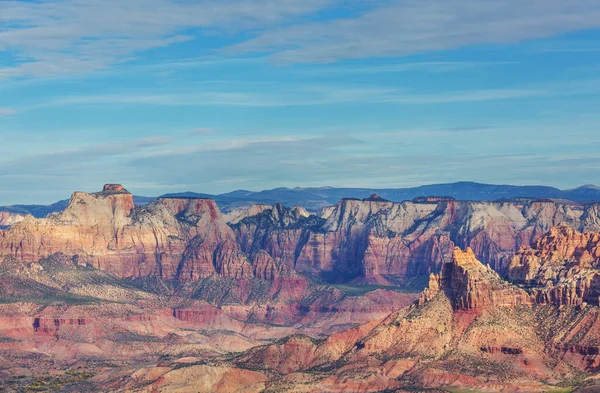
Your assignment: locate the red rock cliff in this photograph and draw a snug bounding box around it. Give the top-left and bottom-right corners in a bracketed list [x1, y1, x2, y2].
[0, 185, 251, 281]
[509, 225, 600, 306]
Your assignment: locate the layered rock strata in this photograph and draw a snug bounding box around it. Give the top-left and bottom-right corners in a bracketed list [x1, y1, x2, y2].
[509, 225, 600, 306]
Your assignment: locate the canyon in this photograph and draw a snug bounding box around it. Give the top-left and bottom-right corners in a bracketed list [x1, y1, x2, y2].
[1, 184, 600, 392]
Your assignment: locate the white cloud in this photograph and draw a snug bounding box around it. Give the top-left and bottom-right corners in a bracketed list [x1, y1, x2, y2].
[0, 0, 336, 78]
[229, 0, 600, 63]
[3, 0, 600, 78]
[303, 61, 518, 75]
[23, 84, 550, 110]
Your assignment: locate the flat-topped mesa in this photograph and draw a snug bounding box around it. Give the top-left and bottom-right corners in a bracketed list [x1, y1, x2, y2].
[321, 197, 397, 232]
[422, 247, 530, 311]
[412, 196, 455, 203]
[0, 185, 251, 281]
[100, 184, 129, 194]
[0, 185, 138, 267]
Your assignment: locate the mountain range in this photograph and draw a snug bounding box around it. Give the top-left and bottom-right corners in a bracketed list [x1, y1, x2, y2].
[1, 183, 600, 392]
[3, 182, 600, 220]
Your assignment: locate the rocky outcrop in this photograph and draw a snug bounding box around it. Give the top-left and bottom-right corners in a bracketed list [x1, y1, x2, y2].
[296, 198, 437, 282]
[232, 247, 598, 392]
[231, 203, 324, 281]
[0, 211, 25, 228]
[422, 247, 530, 311]
[223, 204, 273, 224]
[509, 225, 600, 306]
[236, 197, 600, 285]
[0, 185, 253, 281]
[4, 184, 600, 289]
[251, 250, 280, 280]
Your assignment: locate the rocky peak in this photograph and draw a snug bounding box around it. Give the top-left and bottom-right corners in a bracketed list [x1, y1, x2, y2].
[61, 186, 134, 225]
[0, 211, 25, 228]
[363, 193, 389, 202]
[509, 226, 600, 306]
[270, 202, 285, 221]
[290, 206, 310, 220]
[101, 184, 129, 194]
[267, 203, 311, 227]
[159, 197, 221, 222]
[224, 204, 272, 224]
[509, 225, 600, 284]
[421, 247, 530, 311]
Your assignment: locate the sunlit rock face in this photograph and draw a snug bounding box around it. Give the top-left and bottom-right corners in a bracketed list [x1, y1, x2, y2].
[232, 247, 600, 393]
[234, 196, 600, 285]
[0, 211, 25, 228]
[435, 247, 531, 311]
[509, 225, 600, 306]
[3, 184, 600, 289]
[0, 185, 252, 281]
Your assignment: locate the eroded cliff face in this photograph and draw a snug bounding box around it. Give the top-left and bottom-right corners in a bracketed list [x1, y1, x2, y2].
[233, 197, 600, 285]
[0, 185, 252, 281]
[421, 247, 530, 311]
[4, 185, 600, 289]
[231, 203, 324, 281]
[231, 248, 600, 392]
[0, 211, 25, 228]
[509, 225, 600, 306]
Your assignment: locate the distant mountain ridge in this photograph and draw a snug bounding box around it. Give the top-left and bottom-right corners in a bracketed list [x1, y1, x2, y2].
[171, 181, 600, 211]
[2, 181, 600, 217]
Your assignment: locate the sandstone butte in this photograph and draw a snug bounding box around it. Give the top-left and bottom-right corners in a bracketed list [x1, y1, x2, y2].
[0, 184, 254, 281]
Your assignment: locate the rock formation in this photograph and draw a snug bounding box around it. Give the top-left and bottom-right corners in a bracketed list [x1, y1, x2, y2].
[234, 196, 600, 285]
[5, 185, 600, 290]
[0, 185, 252, 281]
[3, 184, 600, 292]
[420, 247, 530, 310]
[509, 225, 600, 306]
[232, 247, 600, 392]
[0, 211, 25, 228]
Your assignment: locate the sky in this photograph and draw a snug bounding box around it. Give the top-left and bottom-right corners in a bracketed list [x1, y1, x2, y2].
[2, 0, 600, 204]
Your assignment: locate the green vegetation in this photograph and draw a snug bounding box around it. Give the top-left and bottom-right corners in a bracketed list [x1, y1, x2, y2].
[0, 293, 99, 306]
[330, 283, 401, 296]
[8, 369, 94, 392]
[445, 387, 574, 393]
[331, 282, 424, 296]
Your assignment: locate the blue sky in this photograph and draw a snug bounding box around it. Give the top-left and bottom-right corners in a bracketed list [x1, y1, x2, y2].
[2, 0, 600, 204]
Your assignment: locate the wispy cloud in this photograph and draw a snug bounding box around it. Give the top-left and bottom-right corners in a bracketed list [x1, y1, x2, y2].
[0, 136, 171, 173]
[303, 61, 518, 75]
[22, 84, 550, 110]
[3, 0, 600, 79]
[230, 0, 600, 63]
[0, 108, 17, 116]
[0, 0, 337, 78]
[190, 128, 217, 136]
